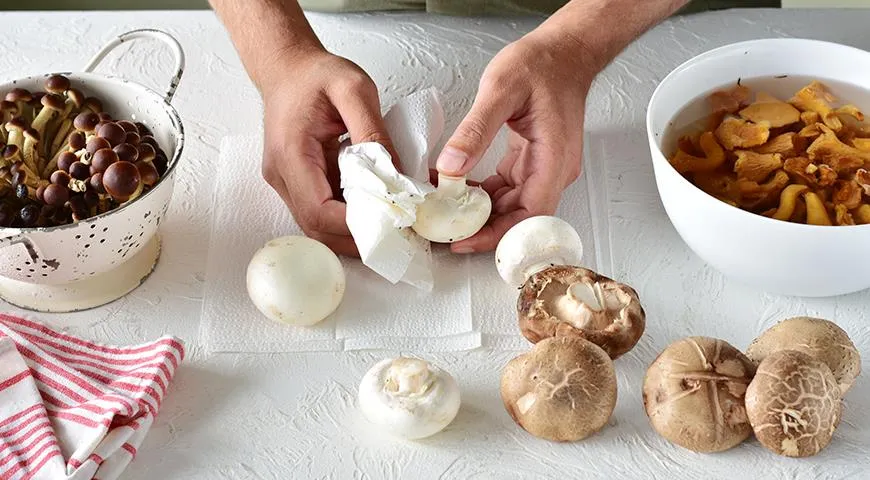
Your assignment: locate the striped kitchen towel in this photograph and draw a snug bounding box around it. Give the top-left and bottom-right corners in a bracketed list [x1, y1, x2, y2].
[0, 314, 184, 480]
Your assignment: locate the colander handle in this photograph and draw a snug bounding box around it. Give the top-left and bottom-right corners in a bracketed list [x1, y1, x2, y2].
[83, 28, 186, 104]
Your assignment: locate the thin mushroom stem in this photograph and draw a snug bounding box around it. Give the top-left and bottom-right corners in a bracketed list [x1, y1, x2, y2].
[436, 174, 468, 198]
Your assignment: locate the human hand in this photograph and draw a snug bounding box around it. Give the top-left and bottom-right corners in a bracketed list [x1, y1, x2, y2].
[259, 50, 398, 257]
[435, 28, 595, 254]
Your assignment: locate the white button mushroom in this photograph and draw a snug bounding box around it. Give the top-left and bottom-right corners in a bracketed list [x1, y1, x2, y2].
[246, 235, 346, 326]
[358, 357, 461, 440]
[495, 216, 584, 288]
[411, 173, 491, 243]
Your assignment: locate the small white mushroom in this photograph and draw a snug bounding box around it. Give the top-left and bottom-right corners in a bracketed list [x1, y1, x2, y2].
[358, 357, 461, 440]
[495, 216, 584, 288]
[411, 173, 491, 243]
[246, 235, 346, 326]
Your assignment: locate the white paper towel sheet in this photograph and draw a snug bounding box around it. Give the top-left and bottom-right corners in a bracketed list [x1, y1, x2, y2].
[199, 135, 480, 353]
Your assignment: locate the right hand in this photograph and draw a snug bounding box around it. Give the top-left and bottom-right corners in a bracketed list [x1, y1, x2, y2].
[259, 50, 397, 257]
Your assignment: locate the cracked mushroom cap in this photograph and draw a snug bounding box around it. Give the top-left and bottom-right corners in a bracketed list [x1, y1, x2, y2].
[518, 266, 645, 359]
[642, 336, 756, 453]
[746, 316, 861, 395]
[500, 336, 617, 442]
[746, 350, 842, 458]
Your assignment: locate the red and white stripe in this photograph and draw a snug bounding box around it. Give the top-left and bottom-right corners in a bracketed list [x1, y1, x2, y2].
[0, 314, 184, 480]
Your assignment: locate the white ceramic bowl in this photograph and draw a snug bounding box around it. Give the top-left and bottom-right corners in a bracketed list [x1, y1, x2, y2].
[647, 38, 870, 298]
[0, 29, 185, 286]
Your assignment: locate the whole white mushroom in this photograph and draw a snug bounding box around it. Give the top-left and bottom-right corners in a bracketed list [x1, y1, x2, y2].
[411, 173, 491, 243]
[358, 357, 461, 440]
[246, 235, 346, 326]
[495, 216, 584, 288]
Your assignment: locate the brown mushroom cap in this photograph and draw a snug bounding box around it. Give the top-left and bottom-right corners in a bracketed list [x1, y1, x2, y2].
[517, 266, 645, 359]
[746, 317, 861, 395]
[103, 161, 141, 201]
[91, 149, 119, 174]
[642, 336, 756, 453]
[68, 131, 86, 151]
[5, 89, 32, 103]
[45, 74, 71, 94]
[73, 112, 100, 133]
[40, 93, 65, 112]
[746, 350, 842, 458]
[500, 336, 617, 442]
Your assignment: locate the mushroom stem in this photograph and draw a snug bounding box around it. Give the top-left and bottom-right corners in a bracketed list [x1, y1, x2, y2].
[384, 358, 433, 395]
[22, 130, 40, 176]
[567, 281, 605, 312]
[5, 122, 24, 152]
[436, 174, 468, 198]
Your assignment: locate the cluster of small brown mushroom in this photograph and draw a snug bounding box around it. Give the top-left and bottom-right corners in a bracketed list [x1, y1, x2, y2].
[494, 217, 647, 442]
[0, 74, 169, 228]
[642, 317, 861, 458]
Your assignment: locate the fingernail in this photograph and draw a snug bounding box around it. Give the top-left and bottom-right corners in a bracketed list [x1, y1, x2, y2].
[453, 246, 474, 254]
[436, 147, 467, 173]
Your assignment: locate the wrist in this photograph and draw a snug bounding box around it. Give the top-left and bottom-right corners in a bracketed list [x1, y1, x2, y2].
[252, 41, 325, 93]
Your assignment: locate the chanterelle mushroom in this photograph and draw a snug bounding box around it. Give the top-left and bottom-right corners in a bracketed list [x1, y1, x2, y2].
[246, 235, 346, 326]
[358, 357, 461, 440]
[746, 316, 861, 395]
[642, 336, 756, 453]
[495, 215, 584, 288]
[746, 350, 842, 458]
[411, 173, 491, 243]
[518, 266, 644, 359]
[500, 336, 617, 442]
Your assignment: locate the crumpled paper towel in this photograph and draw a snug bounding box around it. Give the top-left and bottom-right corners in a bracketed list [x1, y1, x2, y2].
[199, 132, 480, 353]
[338, 87, 445, 291]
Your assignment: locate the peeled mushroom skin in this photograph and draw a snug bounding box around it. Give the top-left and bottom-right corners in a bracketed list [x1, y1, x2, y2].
[746, 316, 861, 395]
[500, 336, 617, 442]
[411, 174, 491, 243]
[495, 215, 584, 288]
[518, 266, 645, 359]
[746, 350, 842, 458]
[358, 357, 461, 440]
[642, 336, 756, 453]
[246, 235, 346, 326]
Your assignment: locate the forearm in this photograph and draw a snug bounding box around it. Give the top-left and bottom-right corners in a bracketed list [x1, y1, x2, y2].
[209, 0, 324, 90]
[538, 0, 689, 75]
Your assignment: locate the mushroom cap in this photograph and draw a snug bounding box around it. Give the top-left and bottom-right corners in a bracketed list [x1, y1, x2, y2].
[246, 235, 346, 326]
[411, 174, 491, 243]
[517, 266, 645, 359]
[66, 88, 84, 108]
[500, 336, 617, 442]
[40, 93, 65, 111]
[103, 161, 141, 200]
[82, 97, 103, 113]
[746, 350, 842, 458]
[45, 74, 71, 94]
[73, 112, 100, 132]
[358, 357, 461, 440]
[746, 316, 861, 395]
[495, 215, 584, 288]
[642, 336, 756, 453]
[137, 160, 160, 187]
[91, 149, 119, 174]
[23, 128, 40, 143]
[5, 89, 32, 103]
[68, 131, 86, 150]
[6, 117, 26, 132]
[98, 122, 127, 147]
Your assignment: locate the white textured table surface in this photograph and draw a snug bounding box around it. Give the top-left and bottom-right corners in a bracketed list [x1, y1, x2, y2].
[1, 8, 869, 480]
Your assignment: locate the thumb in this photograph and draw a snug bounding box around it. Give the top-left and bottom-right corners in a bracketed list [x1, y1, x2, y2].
[437, 87, 516, 177]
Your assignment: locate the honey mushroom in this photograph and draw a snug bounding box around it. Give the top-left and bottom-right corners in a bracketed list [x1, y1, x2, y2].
[500, 336, 617, 442]
[642, 336, 756, 453]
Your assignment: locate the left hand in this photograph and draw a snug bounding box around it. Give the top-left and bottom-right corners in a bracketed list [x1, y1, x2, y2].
[435, 27, 596, 254]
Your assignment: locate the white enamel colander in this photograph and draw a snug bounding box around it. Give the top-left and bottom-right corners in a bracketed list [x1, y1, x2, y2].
[0, 29, 185, 311]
